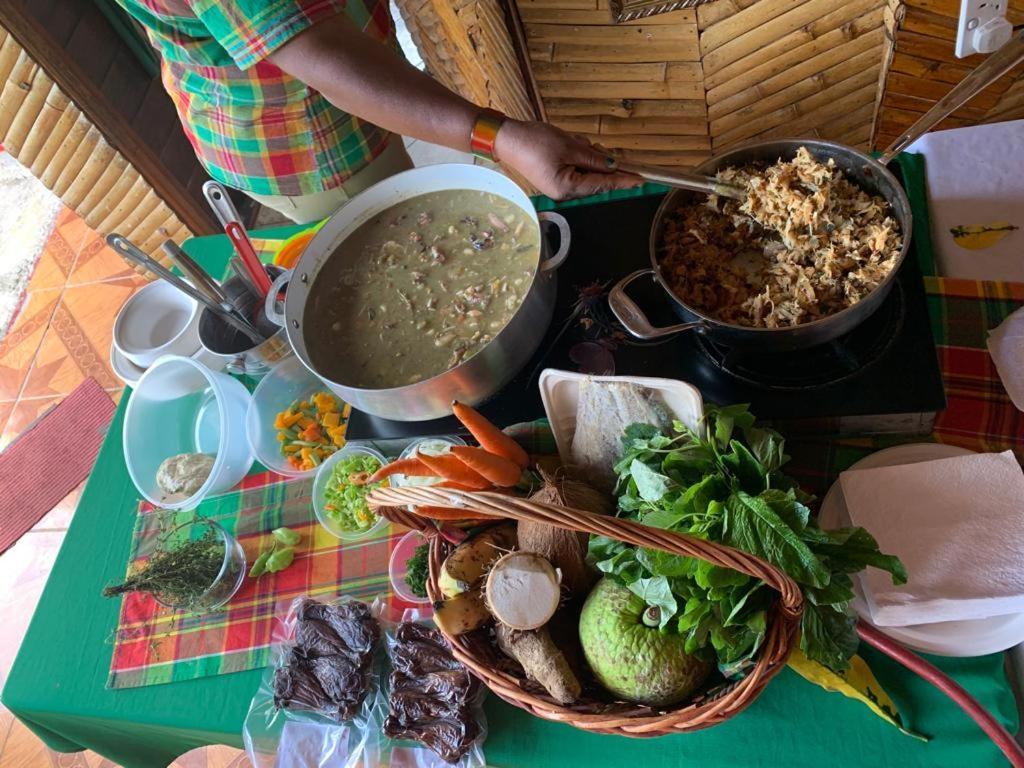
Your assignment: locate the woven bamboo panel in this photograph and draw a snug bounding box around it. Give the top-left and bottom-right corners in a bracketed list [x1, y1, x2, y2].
[393, 0, 535, 120]
[698, 0, 889, 153]
[0, 25, 190, 277]
[874, 0, 1024, 149]
[525, 3, 710, 168]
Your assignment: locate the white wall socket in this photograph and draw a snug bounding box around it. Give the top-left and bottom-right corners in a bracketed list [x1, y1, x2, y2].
[956, 0, 1013, 57]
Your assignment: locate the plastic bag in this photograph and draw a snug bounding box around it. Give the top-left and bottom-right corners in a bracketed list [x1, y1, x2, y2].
[378, 608, 487, 768]
[244, 595, 385, 768]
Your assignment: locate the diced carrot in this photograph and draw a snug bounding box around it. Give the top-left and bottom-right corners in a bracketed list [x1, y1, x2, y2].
[415, 451, 491, 490]
[274, 412, 289, 429]
[276, 432, 288, 442]
[451, 401, 529, 469]
[322, 412, 340, 428]
[297, 416, 314, 429]
[450, 445, 522, 487]
[299, 401, 310, 410]
[367, 457, 434, 484]
[282, 412, 304, 428]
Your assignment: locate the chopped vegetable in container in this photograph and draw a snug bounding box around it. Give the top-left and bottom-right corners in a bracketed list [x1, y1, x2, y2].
[323, 452, 386, 533]
[274, 391, 350, 472]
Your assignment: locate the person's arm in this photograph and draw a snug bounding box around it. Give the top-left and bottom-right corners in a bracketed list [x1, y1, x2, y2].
[267, 14, 639, 199]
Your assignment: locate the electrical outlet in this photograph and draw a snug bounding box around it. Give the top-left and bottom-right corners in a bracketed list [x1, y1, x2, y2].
[956, 0, 1013, 57]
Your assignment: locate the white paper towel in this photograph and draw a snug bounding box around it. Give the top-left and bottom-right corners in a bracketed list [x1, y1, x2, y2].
[839, 450, 1024, 627]
[988, 304, 1024, 412]
[907, 121, 1024, 282]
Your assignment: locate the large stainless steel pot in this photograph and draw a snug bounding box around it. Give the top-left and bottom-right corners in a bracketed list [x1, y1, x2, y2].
[609, 139, 913, 352]
[265, 163, 570, 421]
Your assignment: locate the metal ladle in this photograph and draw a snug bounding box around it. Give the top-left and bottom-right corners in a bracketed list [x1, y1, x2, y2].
[614, 161, 746, 200]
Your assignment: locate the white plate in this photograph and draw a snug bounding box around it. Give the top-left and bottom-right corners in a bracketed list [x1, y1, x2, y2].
[820, 442, 1024, 656]
[538, 369, 703, 467]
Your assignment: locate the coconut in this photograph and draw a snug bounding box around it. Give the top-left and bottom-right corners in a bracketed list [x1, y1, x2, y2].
[520, 470, 610, 598]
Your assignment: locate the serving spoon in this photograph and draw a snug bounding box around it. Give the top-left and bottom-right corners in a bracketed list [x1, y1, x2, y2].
[614, 161, 746, 201]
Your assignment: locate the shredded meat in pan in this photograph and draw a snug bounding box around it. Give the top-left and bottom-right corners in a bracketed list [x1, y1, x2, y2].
[657, 147, 903, 329]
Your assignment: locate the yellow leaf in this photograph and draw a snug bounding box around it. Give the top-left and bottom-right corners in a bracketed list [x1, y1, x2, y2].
[788, 648, 928, 741]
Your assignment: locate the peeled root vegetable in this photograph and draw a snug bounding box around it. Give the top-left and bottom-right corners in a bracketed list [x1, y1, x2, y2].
[438, 523, 517, 598]
[485, 552, 561, 631]
[433, 589, 491, 636]
[496, 623, 581, 705]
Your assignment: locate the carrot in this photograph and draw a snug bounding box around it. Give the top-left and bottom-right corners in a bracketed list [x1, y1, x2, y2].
[451, 401, 529, 469]
[415, 451, 492, 490]
[366, 457, 435, 484]
[414, 505, 492, 523]
[450, 445, 521, 487]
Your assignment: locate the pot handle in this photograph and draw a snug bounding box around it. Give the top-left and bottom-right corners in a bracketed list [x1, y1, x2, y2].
[264, 269, 291, 328]
[538, 211, 571, 272]
[608, 269, 706, 340]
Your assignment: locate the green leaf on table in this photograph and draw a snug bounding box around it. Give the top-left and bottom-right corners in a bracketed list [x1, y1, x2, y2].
[801, 603, 859, 673]
[724, 492, 830, 588]
[811, 527, 908, 585]
[627, 575, 677, 629]
[630, 459, 671, 503]
[272, 527, 301, 546]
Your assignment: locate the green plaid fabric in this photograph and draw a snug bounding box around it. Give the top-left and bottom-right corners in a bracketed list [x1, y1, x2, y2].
[116, 0, 395, 195]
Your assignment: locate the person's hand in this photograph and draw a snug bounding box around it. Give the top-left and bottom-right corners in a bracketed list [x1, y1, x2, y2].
[494, 120, 641, 200]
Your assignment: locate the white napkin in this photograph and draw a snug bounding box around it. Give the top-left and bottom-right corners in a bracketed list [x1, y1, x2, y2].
[988, 305, 1024, 412]
[839, 450, 1024, 627]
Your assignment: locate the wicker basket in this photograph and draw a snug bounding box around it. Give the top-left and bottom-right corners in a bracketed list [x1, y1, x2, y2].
[369, 484, 804, 737]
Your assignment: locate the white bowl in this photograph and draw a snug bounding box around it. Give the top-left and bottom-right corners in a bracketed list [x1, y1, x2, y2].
[312, 445, 390, 541]
[246, 356, 338, 477]
[123, 355, 254, 509]
[114, 281, 202, 369]
[110, 340, 227, 388]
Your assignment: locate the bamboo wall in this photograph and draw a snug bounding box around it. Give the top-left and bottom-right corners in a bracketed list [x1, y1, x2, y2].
[402, 0, 1023, 174]
[873, 0, 1024, 149]
[0, 27, 189, 272]
[394, 0, 536, 121]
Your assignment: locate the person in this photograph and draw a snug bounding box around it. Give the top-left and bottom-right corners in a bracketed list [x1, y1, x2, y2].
[116, 0, 640, 224]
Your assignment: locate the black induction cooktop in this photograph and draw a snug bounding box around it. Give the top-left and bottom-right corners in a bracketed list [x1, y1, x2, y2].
[347, 185, 945, 441]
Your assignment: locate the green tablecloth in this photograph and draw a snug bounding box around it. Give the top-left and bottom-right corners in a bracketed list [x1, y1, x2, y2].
[3, 181, 1020, 768]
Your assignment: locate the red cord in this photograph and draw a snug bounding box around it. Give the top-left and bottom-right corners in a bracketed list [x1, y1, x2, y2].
[857, 620, 1024, 766]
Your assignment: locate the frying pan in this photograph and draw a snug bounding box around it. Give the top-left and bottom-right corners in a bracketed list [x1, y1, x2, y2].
[609, 29, 1024, 352]
[609, 139, 912, 352]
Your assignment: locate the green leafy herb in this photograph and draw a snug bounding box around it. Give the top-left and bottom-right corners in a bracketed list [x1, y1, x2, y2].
[405, 543, 430, 598]
[593, 404, 906, 674]
[248, 549, 273, 578]
[103, 527, 224, 608]
[250, 529, 303, 579]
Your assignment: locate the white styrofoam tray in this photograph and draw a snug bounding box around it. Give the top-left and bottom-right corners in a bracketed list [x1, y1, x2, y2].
[538, 369, 704, 466]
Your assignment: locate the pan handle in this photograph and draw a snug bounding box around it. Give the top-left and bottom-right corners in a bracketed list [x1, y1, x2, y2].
[538, 212, 571, 272]
[608, 269, 706, 340]
[264, 270, 291, 328]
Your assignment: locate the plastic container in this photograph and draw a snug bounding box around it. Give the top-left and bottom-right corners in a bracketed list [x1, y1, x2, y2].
[389, 530, 433, 605]
[312, 444, 390, 541]
[537, 369, 704, 467]
[110, 339, 227, 388]
[124, 355, 254, 510]
[144, 518, 247, 612]
[246, 356, 341, 477]
[113, 280, 202, 369]
[390, 435, 467, 488]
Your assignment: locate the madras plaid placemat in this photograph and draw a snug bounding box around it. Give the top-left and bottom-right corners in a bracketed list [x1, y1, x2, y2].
[787, 276, 1024, 496]
[107, 471, 405, 689]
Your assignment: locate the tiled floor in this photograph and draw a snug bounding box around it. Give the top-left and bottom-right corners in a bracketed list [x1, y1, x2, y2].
[0, 206, 250, 767]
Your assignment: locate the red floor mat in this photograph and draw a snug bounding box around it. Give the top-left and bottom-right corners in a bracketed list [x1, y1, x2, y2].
[0, 378, 115, 552]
